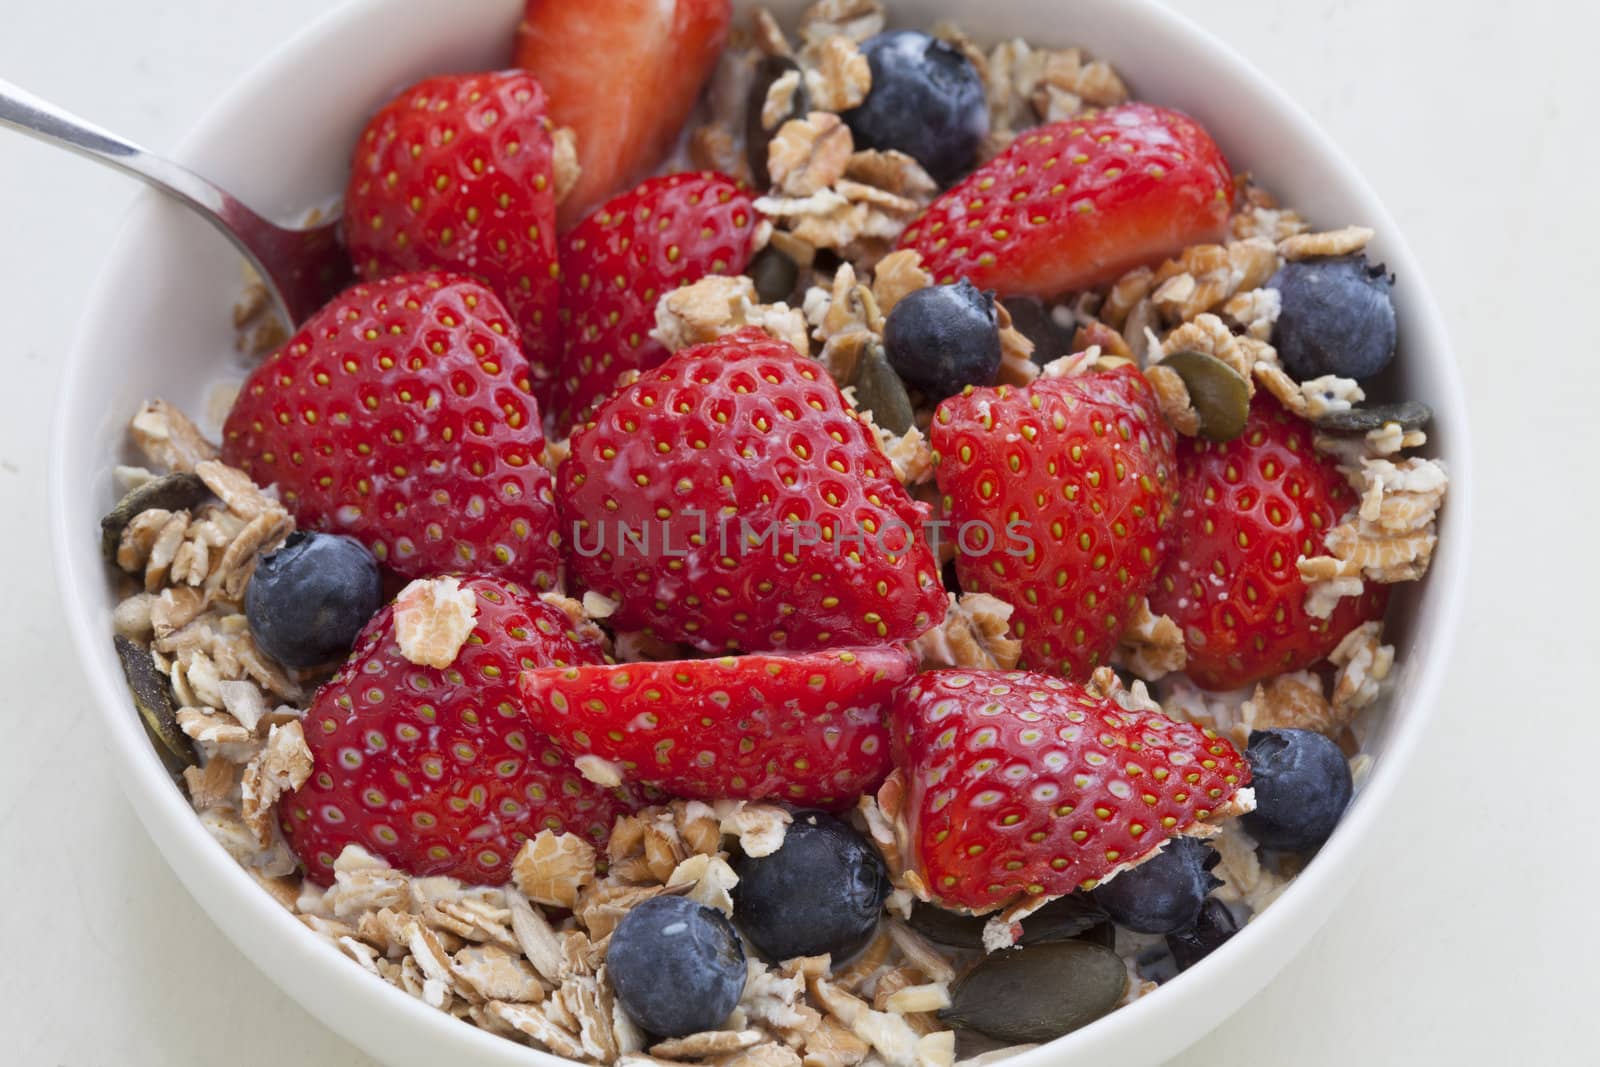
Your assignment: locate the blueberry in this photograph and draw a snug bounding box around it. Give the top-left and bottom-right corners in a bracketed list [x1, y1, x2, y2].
[245, 531, 383, 668]
[843, 31, 988, 185]
[608, 895, 747, 1037]
[1165, 897, 1239, 972]
[733, 811, 889, 961]
[1240, 728, 1354, 852]
[883, 280, 1001, 400]
[1267, 254, 1397, 380]
[1090, 838, 1221, 935]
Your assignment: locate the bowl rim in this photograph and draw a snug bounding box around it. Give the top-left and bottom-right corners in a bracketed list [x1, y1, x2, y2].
[48, 0, 1473, 1063]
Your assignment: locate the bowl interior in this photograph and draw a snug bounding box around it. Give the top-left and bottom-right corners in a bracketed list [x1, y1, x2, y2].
[51, 0, 1470, 1064]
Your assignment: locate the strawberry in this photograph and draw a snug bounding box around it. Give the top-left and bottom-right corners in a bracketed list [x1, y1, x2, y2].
[889, 670, 1249, 912]
[930, 365, 1178, 678]
[281, 577, 637, 885]
[552, 172, 758, 430]
[1149, 394, 1389, 690]
[515, 0, 732, 229]
[900, 104, 1233, 298]
[221, 273, 561, 587]
[520, 645, 914, 806]
[344, 73, 563, 398]
[558, 327, 947, 653]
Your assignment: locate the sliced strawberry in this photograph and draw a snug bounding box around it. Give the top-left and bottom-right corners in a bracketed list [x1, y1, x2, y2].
[520, 645, 913, 806]
[1150, 394, 1389, 689]
[890, 670, 1249, 912]
[901, 104, 1233, 298]
[344, 72, 563, 398]
[553, 172, 757, 430]
[558, 327, 947, 653]
[930, 365, 1178, 678]
[281, 576, 638, 885]
[515, 0, 732, 229]
[221, 273, 561, 587]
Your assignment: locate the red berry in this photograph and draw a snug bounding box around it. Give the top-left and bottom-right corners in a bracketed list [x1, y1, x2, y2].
[515, 0, 733, 229]
[221, 273, 561, 587]
[901, 104, 1233, 298]
[344, 73, 563, 398]
[552, 172, 758, 430]
[558, 327, 947, 653]
[931, 365, 1178, 678]
[1150, 394, 1388, 690]
[889, 669, 1249, 911]
[520, 645, 914, 806]
[281, 577, 638, 885]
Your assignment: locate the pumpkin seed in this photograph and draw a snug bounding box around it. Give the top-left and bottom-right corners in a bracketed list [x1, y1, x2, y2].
[854, 341, 916, 435]
[99, 471, 208, 562]
[1314, 398, 1433, 434]
[114, 634, 196, 774]
[909, 894, 1105, 950]
[1160, 349, 1250, 442]
[750, 245, 799, 305]
[939, 940, 1128, 1043]
[746, 55, 809, 189]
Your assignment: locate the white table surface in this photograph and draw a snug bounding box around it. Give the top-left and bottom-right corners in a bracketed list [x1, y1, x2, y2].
[1, 1, 1593, 1063]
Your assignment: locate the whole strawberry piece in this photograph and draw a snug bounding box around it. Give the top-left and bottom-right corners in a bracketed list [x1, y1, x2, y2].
[901, 104, 1233, 298]
[344, 73, 563, 397]
[559, 327, 946, 652]
[552, 172, 758, 430]
[1150, 395, 1388, 690]
[515, 0, 732, 228]
[931, 365, 1178, 677]
[222, 273, 561, 587]
[281, 576, 636, 884]
[890, 670, 1249, 912]
[521, 645, 914, 806]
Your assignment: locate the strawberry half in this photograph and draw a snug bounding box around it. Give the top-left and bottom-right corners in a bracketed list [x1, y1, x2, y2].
[344, 72, 563, 398]
[930, 365, 1178, 678]
[281, 577, 637, 885]
[900, 104, 1233, 298]
[515, 0, 732, 229]
[558, 327, 947, 653]
[221, 273, 561, 587]
[520, 645, 914, 806]
[890, 670, 1249, 912]
[552, 171, 758, 430]
[1150, 394, 1389, 690]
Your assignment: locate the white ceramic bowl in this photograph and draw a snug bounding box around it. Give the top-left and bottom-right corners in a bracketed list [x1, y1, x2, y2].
[50, 0, 1472, 1063]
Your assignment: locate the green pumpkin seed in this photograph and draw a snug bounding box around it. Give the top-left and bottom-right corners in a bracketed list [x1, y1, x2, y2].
[1314, 399, 1433, 434]
[746, 55, 809, 189]
[749, 246, 799, 305]
[114, 635, 196, 774]
[1160, 349, 1250, 442]
[939, 940, 1128, 1043]
[100, 471, 209, 562]
[909, 895, 1106, 950]
[854, 341, 916, 435]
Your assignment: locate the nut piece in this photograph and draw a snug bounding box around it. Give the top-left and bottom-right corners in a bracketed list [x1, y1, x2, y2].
[806, 35, 872, 111]
[1111, 599, 1186, 681]
[239, 720, 314, 847]
[912, 593, 1022, 671]
[512, 830, 598, 909]
[1278, 225, 1374, 261]
[769, 111, 855, 197]
[394, 576, 479, 669]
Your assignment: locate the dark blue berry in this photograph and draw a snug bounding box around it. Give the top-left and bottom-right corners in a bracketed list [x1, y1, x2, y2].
[608, 896, 747, 1037]
[1240, 728, 1354, 852]
[883, 280, 1001, 400]
[843, 31, 988, 185]
[1267, 254, 1397, 380]
[245, 531, 383, 668]
[733, 811, 889, 962]
[1165, 897, 1239, 972]
[1090, 837, 1221, 935]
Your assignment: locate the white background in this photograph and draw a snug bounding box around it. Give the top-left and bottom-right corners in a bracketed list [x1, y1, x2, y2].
[1, 1, 1594, 1063]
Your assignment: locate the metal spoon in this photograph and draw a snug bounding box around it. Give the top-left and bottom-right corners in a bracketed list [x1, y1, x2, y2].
[0, 77, 349, 326]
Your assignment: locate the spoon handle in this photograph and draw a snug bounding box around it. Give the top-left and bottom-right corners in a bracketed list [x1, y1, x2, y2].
[0, 77, 285, 292]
